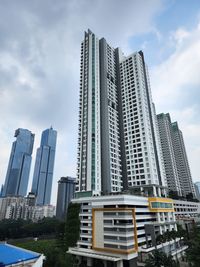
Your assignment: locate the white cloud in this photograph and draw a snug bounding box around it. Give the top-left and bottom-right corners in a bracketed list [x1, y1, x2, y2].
[151, 22, 200, 105]
[151, 21, 200, 182]
[172, 28, 190, 45]
[0, 0, 163, 204]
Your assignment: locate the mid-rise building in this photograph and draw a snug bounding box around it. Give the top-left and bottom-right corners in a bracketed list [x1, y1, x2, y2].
[0, 196, 34, 220]
[173, 199, 200, 218]
[0, 196, 55, 221]
[32, 205, 55, 222]
[56, 176, 76, 220]
[157, 114, 195, 197]
[31, 127, 57, 205]
[2, 128, 34, 197]
[76, 30, 166, 197]
[68, 194, 189, 267]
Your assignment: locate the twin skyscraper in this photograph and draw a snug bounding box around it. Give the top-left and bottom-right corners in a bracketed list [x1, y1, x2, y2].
[2, 127, 57, 205]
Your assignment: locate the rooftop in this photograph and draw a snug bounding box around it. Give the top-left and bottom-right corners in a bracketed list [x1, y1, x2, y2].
[0, 242, 41, 266]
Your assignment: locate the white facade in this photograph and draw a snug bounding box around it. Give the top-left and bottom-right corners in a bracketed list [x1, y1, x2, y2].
[77, 30, 166, 196]
[120, 52, 166, 188]
[68, 194, 186, 267]
[68, 195, 200, 266]
[32, 205, 55, 222]
[173, 199, 200, 217]
[0, 196, 55, 221]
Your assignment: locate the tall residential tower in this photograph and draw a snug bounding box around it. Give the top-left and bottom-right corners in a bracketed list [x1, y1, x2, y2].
[76, 30, 166, 197]
[157, 113, 195, 197]
[157, 113, 181, 196]
[3, 129, 34, 197]
[31, 127, 57, 205]
[171, 122, 195, 197]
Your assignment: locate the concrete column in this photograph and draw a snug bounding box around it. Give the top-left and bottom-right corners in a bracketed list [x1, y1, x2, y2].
[153, 186, 157, 197]
[157, 187, 161, 197]
[140, 186, 143, 196]
[157, 212, 161, 223]
[163, 188, 167, 197]
[117, 260, 123, 267]
[87, 257, 93, 267]
[167, 212, 170, 222]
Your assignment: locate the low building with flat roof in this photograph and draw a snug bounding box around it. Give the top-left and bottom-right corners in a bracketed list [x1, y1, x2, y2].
[68, 194, 188, 267]
[0, 242, 45, 266]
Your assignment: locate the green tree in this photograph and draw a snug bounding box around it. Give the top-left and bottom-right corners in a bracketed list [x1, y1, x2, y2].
[64, 203, 80, 250]
[12, 204, 81, 267]
[156, 233, 166, 250]
[0, 217, 64, 240]
[145, 250, 179, 267]
[186, 227, 200, 267]
[64, 203, 81, 267]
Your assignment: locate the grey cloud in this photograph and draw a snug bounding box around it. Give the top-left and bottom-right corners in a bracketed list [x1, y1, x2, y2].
[0, 65, 19, 88]
[0, 0, 163, 200]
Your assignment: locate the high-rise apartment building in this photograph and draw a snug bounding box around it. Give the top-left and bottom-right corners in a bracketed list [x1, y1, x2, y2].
[56, 176, 76, 220]
[171, 122, 196, 197]
[76, 30, 166, 196]
[31, 127, 57, 205]
[119, 51, 166, 190]
[3, 129, 34, 197]
[157, 114, 182, 196]
[157, 113, 195, 197]
[194, 182, 200, 201]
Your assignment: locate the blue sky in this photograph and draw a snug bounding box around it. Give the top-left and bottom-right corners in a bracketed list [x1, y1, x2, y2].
[0, 0, 200, 204]
[130, 0, 200, 64]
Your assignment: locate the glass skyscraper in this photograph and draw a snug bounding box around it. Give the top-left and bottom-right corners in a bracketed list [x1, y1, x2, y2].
[31, 127, 57, 205]
[3, 128, 34, 197]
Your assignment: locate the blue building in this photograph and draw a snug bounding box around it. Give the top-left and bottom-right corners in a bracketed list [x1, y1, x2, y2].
[56, 176, 76, 220]
[3, 129, 34, 197]
[0, 242, 44, 266]
[31, 127, 57, 205]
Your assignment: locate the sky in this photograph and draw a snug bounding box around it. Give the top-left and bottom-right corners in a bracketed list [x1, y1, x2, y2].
[0, 0, 200, 205]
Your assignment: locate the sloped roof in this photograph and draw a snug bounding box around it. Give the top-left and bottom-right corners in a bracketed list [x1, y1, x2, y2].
[0, 243, 40, 266]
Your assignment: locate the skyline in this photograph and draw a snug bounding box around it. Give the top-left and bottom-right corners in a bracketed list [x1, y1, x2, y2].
[0, 0, 200, 204]
[31, 127, 57, 205]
